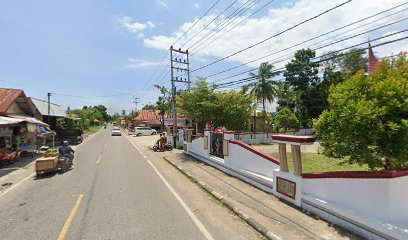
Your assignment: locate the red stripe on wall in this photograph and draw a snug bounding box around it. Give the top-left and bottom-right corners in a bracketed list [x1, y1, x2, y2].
[229, 140, 280, 165]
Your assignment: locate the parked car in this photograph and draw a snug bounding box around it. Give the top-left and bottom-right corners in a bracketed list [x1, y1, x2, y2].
[134, 127, 157, 136]
[111, 127, 121, 136]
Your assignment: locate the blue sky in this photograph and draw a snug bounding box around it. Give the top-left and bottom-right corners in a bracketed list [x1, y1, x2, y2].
[1, 0, 406, 114]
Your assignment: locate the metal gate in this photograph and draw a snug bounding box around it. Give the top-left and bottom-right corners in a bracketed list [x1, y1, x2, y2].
[210, 132, 224, 159]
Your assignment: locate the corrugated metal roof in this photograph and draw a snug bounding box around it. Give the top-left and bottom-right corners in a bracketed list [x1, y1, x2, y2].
[29, 97, 67, 117]
[134, 110, 161, 121]
[6, 114, 49, 126]
[0, 88, 24, 113]
[0, 116, 24, 125]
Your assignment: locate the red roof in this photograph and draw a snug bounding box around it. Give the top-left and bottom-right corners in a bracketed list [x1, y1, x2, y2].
[0, 88, 34, 116]
[134, 110, 161, 121]
[368, 43, 381, 74]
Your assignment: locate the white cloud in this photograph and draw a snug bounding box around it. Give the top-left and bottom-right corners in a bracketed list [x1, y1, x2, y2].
[156, 0, 169, 9]
[193, 3, 200, 9]
[143, 0, 408, 79]
[125, 58, 161, 69]
[117, 16, 155, 37]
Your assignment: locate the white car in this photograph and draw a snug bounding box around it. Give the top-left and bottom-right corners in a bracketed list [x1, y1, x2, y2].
[111, 127, 121, 136]
[134, 127, 157, 136]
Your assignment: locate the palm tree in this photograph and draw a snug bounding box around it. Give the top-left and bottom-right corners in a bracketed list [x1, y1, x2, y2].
[248, 62, 279, 111]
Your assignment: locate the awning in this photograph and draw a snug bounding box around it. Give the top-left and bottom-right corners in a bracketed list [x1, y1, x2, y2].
[0, 116, 25, 126]
[6, 114, 49, 126]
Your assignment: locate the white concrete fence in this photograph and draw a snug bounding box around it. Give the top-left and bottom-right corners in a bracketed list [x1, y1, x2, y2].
[183, 129, 408, 240]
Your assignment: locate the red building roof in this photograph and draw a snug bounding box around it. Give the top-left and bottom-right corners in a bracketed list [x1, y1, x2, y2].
[368, 43, 381, 74]
[134, 110, 161, 121]
[0, 88, 35, 116]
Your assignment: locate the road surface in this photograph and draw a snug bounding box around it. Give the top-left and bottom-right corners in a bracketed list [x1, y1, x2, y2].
[0, 127, 262, 240]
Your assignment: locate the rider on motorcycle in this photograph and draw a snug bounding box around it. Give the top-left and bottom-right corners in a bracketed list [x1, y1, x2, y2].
[59, 141, 75, 164]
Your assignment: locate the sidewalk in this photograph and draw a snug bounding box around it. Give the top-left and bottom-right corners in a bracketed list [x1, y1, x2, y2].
[164, 152, 362, 240]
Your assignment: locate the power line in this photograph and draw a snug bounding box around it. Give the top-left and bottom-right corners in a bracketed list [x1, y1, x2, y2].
[174, 0, 222, 47]
[191, 0, 276, 56]
[181, 0, 240, 48]
[187, 0, 256, 50]
[215, 34, 408, 89]
[143, 0, 222, 90]
[188, 0, 352, 74]
[212, 21, 408, 85]
[203, 3, 408, 80]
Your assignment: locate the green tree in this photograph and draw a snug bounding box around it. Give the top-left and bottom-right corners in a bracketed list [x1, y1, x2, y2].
[314, 55, 408, 170]
[155, 85, 171, 131]
[248, 62, 279, 111]
[178, 78, 218, 127]
[142, 103, 157, 110]
[276, 108, 299, 132]
[178, 78, 255, 132]
[284, 48, 320, 127]
[275, 81, 296, 112]
[340, 48, 367, 76]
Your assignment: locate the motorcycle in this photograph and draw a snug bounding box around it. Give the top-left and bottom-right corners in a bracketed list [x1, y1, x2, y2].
[152, 141, 173, 152]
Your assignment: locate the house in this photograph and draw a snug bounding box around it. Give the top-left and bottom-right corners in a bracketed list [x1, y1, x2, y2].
[0, 88, 35, 117]
[133, 110, 162, 129]
[0, 88, 52, 156]
[29, 97, 67, 130]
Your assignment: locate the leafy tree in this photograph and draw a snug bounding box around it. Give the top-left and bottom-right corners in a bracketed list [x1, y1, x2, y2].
[284, 48, 320, 127]
[213, 90, 255, 131]
[314, 55, 408, 170]
[154, 85, 171, 131]
[178, 78, 218, 127]
[142, 103, 157, 110]
[248, 62, 279, 111]
[256, 110, 273, 132]
[275, 81, 296, 112]
[339, 48, 367, 76]
[178, 78, 255, 132]
[276, 107, 299, 132]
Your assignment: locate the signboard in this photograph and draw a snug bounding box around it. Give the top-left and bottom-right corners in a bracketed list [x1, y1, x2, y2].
[276, 177, 296, 199]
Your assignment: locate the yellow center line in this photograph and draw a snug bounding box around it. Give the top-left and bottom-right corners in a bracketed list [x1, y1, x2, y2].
[104, 143, 107, 149]
[57, 194, 84, 240]
[96, 155, 103, 164]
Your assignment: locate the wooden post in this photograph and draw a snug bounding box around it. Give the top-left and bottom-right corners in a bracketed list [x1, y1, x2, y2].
[278, 143, 289, 172]
[186, 129, 193, 143]
[291, 145, 302, 176]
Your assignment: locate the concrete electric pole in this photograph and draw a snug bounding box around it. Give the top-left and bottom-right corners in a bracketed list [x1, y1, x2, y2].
[170, 46, 191, 147]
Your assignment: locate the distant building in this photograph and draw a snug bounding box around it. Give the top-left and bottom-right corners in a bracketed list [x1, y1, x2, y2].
[28, 97, 67, 130]
[133, 110, 162, 129]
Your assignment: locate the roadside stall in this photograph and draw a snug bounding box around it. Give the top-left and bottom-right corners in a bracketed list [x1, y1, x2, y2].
[0, 116, 24, 166]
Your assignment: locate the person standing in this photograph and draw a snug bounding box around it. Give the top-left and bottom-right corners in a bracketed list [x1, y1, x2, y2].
[159, 133, 167, 152]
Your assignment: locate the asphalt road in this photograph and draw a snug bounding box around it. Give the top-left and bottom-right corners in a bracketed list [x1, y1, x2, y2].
[0, 127, 261, 240]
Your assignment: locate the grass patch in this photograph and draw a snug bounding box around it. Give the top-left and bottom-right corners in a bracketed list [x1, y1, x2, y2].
[271, 152, 369, 173]
[84, 126, 102, 136]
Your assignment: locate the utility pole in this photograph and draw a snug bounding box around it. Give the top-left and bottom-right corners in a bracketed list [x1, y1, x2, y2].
[133, 97, 140, 113]
[170, 46, 191, 147]
[47, 92, 51, 124]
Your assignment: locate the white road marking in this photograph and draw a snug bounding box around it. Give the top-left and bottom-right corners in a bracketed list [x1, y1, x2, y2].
[146, 159, 215, 240]
[0, 172, 35, 198]
[125, 137, 214, 240]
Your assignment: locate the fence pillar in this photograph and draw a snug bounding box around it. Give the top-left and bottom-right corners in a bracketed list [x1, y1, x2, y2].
[291, 145, 302, 176]
[278, 143, 289, 172]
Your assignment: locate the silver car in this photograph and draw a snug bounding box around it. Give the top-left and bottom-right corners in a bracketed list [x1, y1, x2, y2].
[134, 127, 157, 136]
[111, 127, 121, 136]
